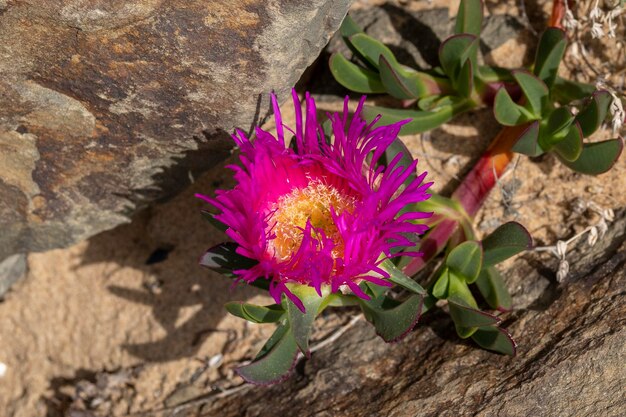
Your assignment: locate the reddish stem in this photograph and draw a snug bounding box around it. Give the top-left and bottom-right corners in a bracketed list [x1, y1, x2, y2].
[403, 125, 526, 276]
[550, 0, 566, 29]
[402, 1, 566, 278]
[451, 124, 527, 217]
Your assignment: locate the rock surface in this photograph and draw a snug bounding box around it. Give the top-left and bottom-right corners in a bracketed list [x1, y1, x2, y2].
[0, 0, 352, 261]
[191, 211, 626, 417]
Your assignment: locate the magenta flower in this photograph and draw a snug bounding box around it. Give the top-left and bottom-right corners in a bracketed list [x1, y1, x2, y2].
[197, 91, 432, 311]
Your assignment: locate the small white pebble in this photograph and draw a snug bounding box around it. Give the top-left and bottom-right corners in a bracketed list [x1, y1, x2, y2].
[0, 362, 7, 378]
[209, 354, 223, 368]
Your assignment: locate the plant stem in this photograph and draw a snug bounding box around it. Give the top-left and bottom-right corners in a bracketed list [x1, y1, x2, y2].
[403, 124, 527, 276]
[403, 1, 566, 278]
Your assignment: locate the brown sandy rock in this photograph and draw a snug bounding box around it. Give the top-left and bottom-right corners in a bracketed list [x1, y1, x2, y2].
[0, 0, 352, 263]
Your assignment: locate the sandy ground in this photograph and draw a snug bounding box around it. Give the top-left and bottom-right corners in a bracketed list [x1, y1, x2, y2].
[1, 1, 625, 416]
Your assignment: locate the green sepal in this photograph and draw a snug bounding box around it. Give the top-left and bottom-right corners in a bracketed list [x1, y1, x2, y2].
[553, 122, 583, 162]
[475, 267, 512, 310]
[533, 27, 567, 88]
[380, 259, 426, 295]
[494, 88, 534, 126]
[455, 0, 483, 36]
[575, 90, 612, 137]
[364, 97, 472, 134]
[512, 121, 543, 156]
[559, 138, 624, 175]
[200, 210, 228, 232]
[329, 53, 386, 94]
[471, 326, 516, 355]
[359, 294, 425, 342]
[379, 55, 442, 99]
[349, 33, 396, 70]
[237, 322, 299, 385]
[446, 240, 483, 283]
[285, 284, 328, 354]
[482, 221, 533, 266]
[225, 302, 284, 324]
[511, 70, 549, 117]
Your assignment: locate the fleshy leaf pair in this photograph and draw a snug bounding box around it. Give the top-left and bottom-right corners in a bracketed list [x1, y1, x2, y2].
[494, 27, 623, 174]
[428, 222, 532, 354]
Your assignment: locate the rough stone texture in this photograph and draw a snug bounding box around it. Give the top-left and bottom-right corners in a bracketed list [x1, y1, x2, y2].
[0, 0, 352, 261]
[194, 211, 626, 417]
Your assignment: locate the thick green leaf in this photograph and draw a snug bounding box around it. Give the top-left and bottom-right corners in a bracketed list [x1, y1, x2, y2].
[559, 138, 624, 175]
[471, 326, 516, 355]
[448, 299, 501, 328]
[380, 259, 426, 295]
[478, 65, 514, 82]
[447, 271, 478, 308]
[512, 70, 549, 117]
[457, 60, 474, 98]
[237, 323, 299, 384]
[432, 268, 450, 299]
[364, 98, 473, 134]
[482, 221, 532, 266]
[329, 53, 385, 94]
[540, 106, 575, 147]
[359, 294, 424, 342]
[553, 77, 596, 104]
[439, 34, 478, 86]
[285, 285, 327, 354]
[340, 14, 362, 39]
[575, 90, 612, 137]
[455, 0, 483, 36]
[225, 302, 284, 324]
[379, 55, 441, 99]
[512, 121, 543, 156]
[475, 267, 512, 310]
[533, 27, 567, 88]
[494, 88, 533, 126]
[349, 33, 396, 70]
[446, 241, 483, 283]
[553, 122, 583, 162]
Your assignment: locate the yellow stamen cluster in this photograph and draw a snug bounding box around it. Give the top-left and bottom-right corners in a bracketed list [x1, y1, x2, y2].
[268, 181, 356, 260]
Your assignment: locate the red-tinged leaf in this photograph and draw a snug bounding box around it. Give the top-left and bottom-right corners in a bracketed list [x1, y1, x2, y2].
[559, 138, 624, 175]
[482, 221, 533, 266]
[236, 323, 299, 385]
[471, 326, 517, 355]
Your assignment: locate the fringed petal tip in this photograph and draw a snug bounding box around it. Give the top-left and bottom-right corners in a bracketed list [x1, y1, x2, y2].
[199, 90, 432, 304]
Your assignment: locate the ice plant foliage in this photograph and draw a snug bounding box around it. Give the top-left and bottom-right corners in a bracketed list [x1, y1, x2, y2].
[198, 92, 433, 384]
[198, 91, 432, 311]
[325, 0, 623, 366]
[197, 0, 625, 385]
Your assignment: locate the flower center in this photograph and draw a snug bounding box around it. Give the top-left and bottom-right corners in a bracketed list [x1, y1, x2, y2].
[267, 181, 356, 260]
